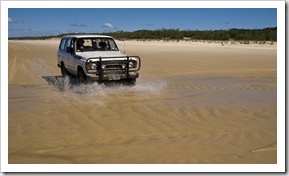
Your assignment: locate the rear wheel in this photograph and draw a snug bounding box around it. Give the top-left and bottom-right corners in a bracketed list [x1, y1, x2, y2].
[61, 63, 69, 76]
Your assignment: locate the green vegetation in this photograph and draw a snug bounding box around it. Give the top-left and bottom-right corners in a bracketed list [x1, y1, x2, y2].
[9, 27, 277, 42]
[104, 27, 277, 41]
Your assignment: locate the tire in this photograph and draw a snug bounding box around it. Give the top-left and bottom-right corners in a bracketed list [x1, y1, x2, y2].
[77, 68, 87, 84]
[61, 63, 69, 76]
[126, 78, 136, 86]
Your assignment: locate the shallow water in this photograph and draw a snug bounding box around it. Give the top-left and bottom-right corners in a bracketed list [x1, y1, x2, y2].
[8, 74, 277, 164]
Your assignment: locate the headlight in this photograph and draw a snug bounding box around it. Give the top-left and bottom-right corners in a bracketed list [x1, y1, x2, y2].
[86, 62, 97, 70]
[129, 61, 135, 68]
[91, 63, 97, 69]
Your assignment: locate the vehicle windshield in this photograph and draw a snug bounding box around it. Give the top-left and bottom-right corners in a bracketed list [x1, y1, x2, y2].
[76, 38, 119, 52]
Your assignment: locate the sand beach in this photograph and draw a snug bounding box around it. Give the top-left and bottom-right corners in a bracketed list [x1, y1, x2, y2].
[8, 39, 277, 164]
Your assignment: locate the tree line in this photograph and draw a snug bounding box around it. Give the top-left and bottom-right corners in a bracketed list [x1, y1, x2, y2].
[9, 27, 277, 41]
[103, 27, 277, 41]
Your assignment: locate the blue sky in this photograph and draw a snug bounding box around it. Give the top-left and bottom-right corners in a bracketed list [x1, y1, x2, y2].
[8, 8, 277, 37]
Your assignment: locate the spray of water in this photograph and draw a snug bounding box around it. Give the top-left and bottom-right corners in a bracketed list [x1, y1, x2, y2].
[52, 77, 167, 97]
[31, 58, 167, 97]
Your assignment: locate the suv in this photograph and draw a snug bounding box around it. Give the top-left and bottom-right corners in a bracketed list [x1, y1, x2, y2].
[57, 35, 141, 85]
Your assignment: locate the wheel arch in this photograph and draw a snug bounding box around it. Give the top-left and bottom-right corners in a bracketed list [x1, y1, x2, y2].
[77, 65, 87, 78]
[77, 65, 85, 73]
[60, 61, 65, 66]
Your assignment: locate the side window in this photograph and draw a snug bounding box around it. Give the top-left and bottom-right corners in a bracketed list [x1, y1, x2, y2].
[64, 39, 73, 53]
[66, 39, 71, 48]
[59, 39, 66, 50]
[108, 39, 118, 51]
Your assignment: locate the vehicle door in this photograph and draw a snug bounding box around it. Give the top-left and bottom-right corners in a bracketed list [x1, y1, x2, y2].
[59, 38, 76, 74]
[64, 38, 77, 74]
[57, 38, 71, 70]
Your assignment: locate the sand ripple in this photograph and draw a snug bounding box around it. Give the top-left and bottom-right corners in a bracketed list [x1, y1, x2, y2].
[8, 40, 277, 164]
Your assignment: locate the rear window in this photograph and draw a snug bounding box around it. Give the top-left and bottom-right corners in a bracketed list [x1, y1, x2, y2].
[59, 39, 66, 50]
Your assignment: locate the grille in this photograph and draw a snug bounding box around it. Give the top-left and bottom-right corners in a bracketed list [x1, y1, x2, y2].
[105, 63, 123, 69]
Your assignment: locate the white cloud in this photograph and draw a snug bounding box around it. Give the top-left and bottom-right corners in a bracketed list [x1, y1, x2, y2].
[70, 23, 87, 27]
[29, 28, 39, 33]
[103, 22, 115, 29]
[8, 17, 13, 23]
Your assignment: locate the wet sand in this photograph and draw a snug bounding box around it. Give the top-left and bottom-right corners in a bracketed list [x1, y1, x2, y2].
[8, 39, 277, 164]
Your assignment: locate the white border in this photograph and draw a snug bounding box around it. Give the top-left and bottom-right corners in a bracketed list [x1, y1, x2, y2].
[0, 0, 286, 8]
[1, 0, 285, 173]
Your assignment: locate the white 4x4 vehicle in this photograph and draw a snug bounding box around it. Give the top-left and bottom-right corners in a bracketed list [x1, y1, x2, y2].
[57, 35, 141, 85]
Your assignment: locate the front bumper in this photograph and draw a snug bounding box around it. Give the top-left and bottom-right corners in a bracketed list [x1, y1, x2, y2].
[86, 56, 141, 81]
[86, 72, 139, 81]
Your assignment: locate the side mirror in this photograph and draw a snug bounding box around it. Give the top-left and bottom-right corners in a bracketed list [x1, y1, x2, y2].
[66, 47, 72, 53]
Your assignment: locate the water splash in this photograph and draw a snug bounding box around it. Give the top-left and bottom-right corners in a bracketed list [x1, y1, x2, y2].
[49, 77, 168, 97]
[32, 58, 167, 97]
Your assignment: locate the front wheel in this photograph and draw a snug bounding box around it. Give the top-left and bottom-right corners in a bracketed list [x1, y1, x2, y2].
[126, 78, 136, 86]
[77, 68, 87, 84]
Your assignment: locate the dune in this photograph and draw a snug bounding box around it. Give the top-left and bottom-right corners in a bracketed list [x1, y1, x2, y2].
[8, 39, 277, 164]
